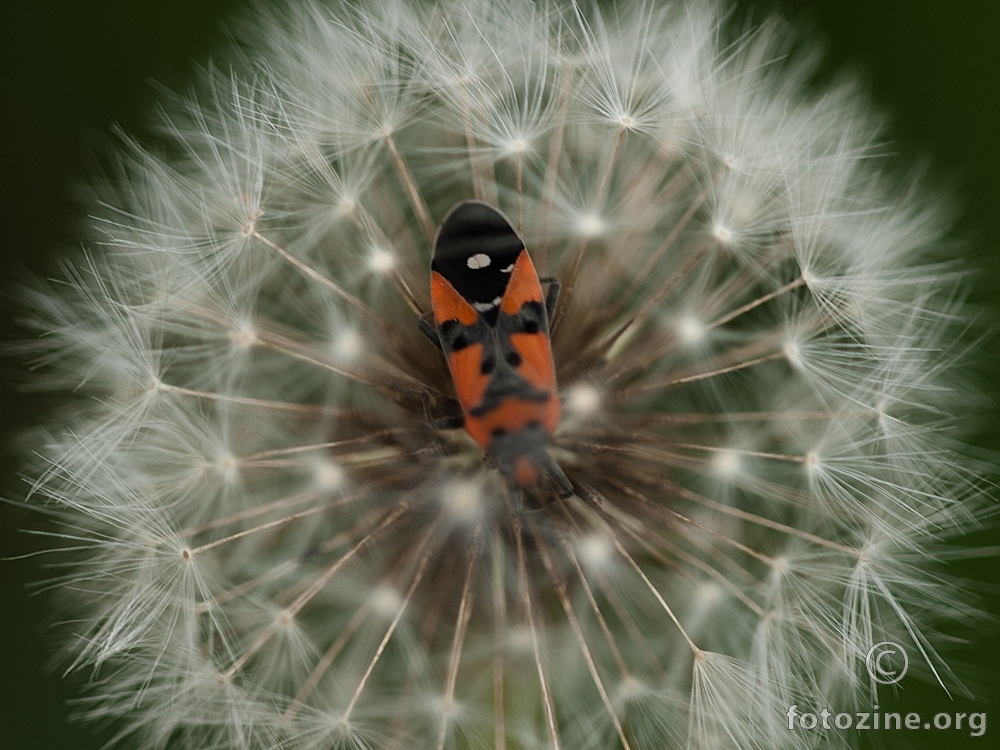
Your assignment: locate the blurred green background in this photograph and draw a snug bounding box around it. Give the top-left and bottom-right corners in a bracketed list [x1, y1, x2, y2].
[1, 1, 996, 747]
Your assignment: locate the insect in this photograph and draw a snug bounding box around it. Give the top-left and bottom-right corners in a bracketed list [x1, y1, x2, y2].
[419, 200, 572, 500]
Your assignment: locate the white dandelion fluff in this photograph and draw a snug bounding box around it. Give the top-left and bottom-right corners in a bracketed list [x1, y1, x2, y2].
[19, 0, 990, 748]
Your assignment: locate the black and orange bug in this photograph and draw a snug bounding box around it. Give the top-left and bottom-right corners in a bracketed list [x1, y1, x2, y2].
[419, 200, 572, 500]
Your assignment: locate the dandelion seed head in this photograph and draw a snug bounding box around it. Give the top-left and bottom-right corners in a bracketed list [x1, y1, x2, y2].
[19, 0, 990, 748]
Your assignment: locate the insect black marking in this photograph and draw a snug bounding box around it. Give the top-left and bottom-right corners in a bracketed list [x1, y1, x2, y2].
[432, 202, 525, 324]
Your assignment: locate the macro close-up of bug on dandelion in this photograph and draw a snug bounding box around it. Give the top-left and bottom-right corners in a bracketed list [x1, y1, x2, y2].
[4, 0, 998, 748]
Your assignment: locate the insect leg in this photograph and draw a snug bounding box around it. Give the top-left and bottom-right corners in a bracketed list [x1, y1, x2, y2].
[543, 455, 574, 498]
[417, 311, 443, 351]
[504, 479, 525, 512]
[431, 414, 465, 430]
[539, 277, 561, 321]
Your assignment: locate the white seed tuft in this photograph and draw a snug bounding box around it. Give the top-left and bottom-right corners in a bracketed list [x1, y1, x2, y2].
[313, 460, 346, 491]
[332, 329, 363, 363]
[712, 449, 741, 477]
[575, 213, 606, 238]
[441, 480, 482, 523]
[676, 314, 707, 345]
[367, 246, 396, 274]
[576, 532, 614, 573]
[369, 586, 403, 618]
[564, 382, 601, 419]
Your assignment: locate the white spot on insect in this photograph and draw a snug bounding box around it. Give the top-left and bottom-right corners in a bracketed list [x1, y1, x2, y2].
[500, 263, 515, 273]
[472, 297, 501, 312]
[368, 246, 395, 274]
[467, 253, 491, 270]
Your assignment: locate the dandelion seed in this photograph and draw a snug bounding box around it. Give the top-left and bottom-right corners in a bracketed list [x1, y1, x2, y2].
[18, 0, 990, 748]
[332, 329, 364, 363]
[575, 213, 607, 238]
[313, 460, 346, 491]
[676, 314, 707, 345]
[565, 382, 602, 419]
[712, 449, 741, 478]
[367, 246, 396, 274]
